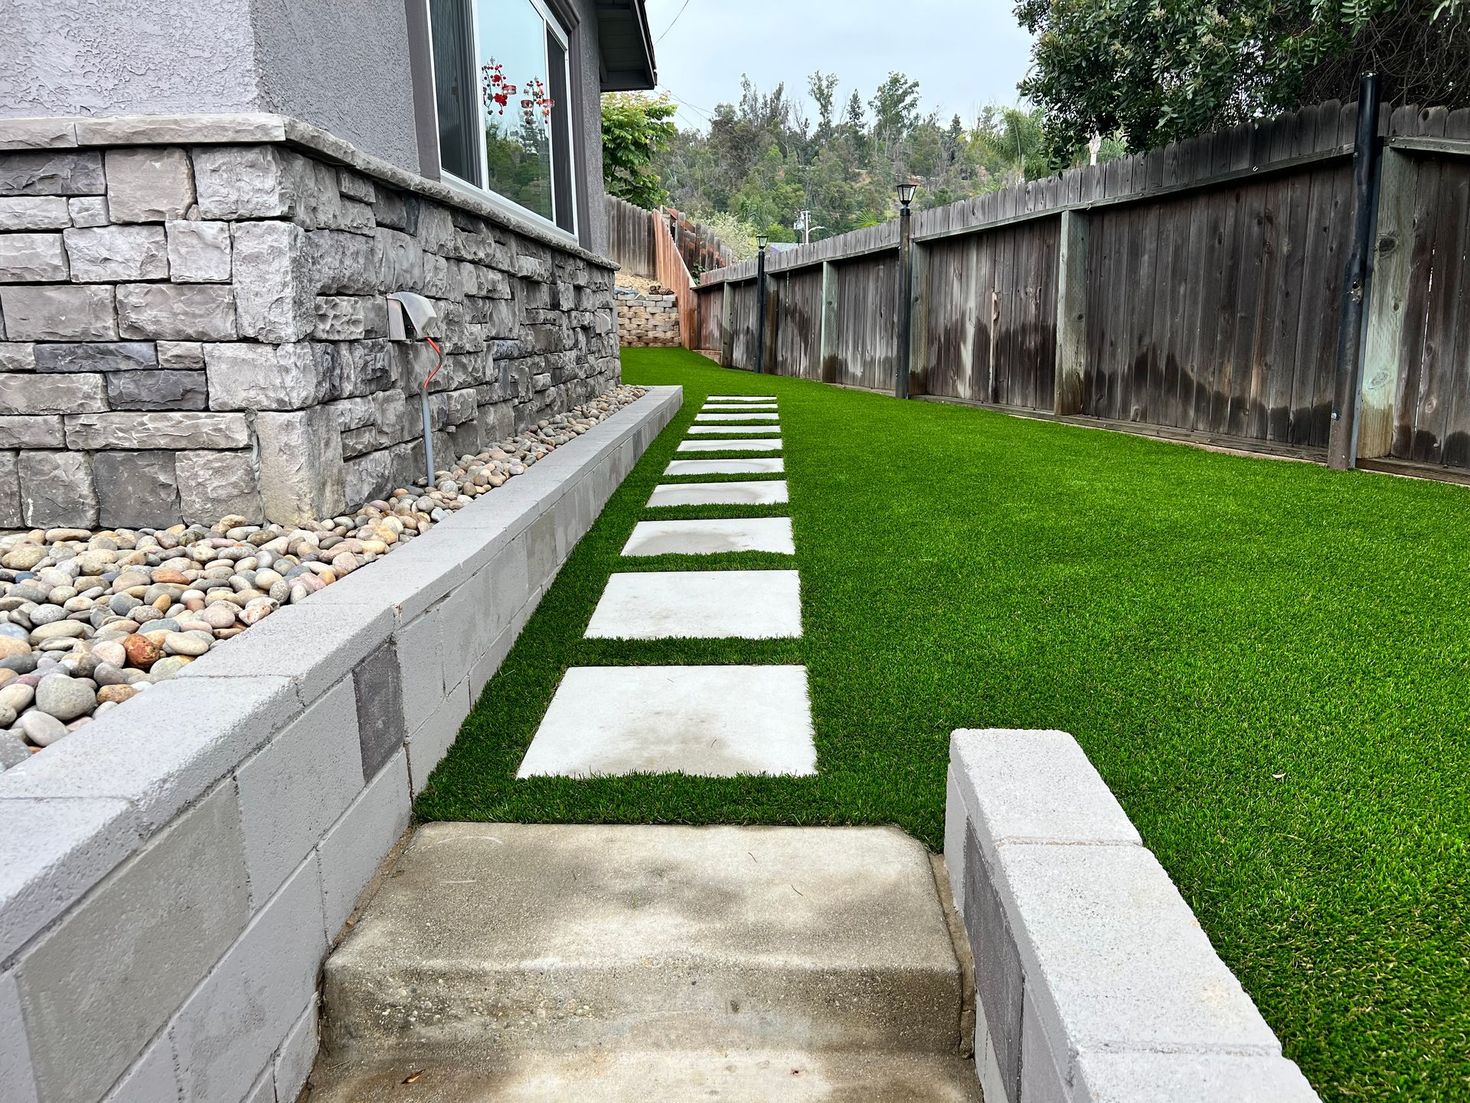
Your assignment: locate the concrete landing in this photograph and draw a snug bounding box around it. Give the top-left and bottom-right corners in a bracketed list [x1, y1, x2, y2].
[516, 664, 816, 776]
[311, 1050, 981, 1102]
[312, 824, 975, 1101]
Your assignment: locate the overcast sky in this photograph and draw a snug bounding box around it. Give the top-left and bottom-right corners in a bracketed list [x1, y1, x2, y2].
[642, 0, 1036, 131]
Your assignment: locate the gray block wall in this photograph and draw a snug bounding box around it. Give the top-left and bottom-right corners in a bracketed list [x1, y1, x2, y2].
[944, 729, 1321, 1103]
[0, 386, 681, 1103]
[0, 117, 621, 529]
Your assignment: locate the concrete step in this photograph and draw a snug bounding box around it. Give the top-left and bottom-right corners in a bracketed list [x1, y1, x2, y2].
[310, 1049, 982, 1102]
[313, 824, 970, 1097]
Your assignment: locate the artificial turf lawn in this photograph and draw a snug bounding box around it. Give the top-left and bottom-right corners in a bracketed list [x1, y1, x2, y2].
[417, 347, 1470, 1100]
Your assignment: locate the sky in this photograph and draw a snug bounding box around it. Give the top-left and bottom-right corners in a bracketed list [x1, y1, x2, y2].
[641, 0, 1036, 132]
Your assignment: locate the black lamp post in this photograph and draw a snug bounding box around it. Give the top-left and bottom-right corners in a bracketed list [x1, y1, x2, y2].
[754, 232, 769, 374]
[895, 179, 918, 399]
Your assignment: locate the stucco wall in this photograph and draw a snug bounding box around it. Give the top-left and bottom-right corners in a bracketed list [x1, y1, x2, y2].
[2, 0, 419, 173]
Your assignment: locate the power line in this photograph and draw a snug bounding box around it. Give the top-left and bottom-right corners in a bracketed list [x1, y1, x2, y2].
[655, 0, 695, 43]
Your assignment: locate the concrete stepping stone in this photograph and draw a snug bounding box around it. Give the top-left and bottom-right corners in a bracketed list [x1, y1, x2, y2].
[686, 425, 781, 435]
[677, 438, 782, 452]
[707, 395, 776, 401]
[703, 402, 777, 410]
[647, 479, 788, 507]
[516, 665, 817, 776]
[585, 570, 801, 639]
[695, 412, 780, 422]
[622, 517, 794, 556]
[665, 457, 784, 476]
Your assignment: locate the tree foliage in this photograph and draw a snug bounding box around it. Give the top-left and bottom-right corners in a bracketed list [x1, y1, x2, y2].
[648, 72, 1080, 244]
[1018, 0, 1470, 164]
[600, 93, 677, 207]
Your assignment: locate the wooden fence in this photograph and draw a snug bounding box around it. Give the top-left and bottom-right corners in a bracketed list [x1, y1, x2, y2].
[606, 195, 655, 278]
[694, 100, 1470, 475]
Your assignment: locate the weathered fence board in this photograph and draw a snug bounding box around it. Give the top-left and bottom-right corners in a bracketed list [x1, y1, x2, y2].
[605, 195, 655, 278]
[692, 98, 1470, 475]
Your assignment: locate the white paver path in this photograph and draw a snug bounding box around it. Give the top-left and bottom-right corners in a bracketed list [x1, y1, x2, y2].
[665, 457, 785, 476]
[707, 395, 776, 401]
[702, 403, 778, 412]
[695, 412, 781, 422]
[647, 480, 789, 507]
[678, 438, 782, 452]
[517, 665, 816, 777]
[622, 517, 795, 556]
[585, 570, 802, 640]
[687, 425, 782, 435]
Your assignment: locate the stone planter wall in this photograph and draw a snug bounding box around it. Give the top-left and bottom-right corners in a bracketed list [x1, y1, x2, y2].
[0, 386, 681, 1103]
[616, 290, 681, 347]
[0, 116, 621, 529]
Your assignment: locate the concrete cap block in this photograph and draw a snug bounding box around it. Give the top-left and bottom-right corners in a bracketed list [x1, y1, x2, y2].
[0, 797, 142, 964]
[950, 730, 1140, 867]
[177, 600, 394, 706]
[0, 676, 299, 830]
[994, 841, 1282, 1061]
[1073, 1050, 1321, 1102]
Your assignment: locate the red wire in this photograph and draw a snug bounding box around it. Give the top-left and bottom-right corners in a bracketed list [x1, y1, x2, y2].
[422, 336, 445, 391]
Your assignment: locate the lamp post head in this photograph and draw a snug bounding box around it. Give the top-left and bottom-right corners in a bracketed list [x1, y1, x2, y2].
[756, 232, 768, 251]
[897, 178, 919, 208]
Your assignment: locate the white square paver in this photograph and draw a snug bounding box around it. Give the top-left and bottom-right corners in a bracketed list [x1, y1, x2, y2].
[707, 395, 776, 401]
[703, 403, 777, 411]
[695, 413, 780, 422]
[677, 439, 782, 452]
[585, 570, 802, 639]
[517, 665, 817, 777]
[687, 425, 781, 435]
[647, 480, 789, 507]
[665, 458, 785, 476]
[622, 517, 795, 556]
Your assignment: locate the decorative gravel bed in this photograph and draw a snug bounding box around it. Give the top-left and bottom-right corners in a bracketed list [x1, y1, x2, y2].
[0, 385, 646, 768]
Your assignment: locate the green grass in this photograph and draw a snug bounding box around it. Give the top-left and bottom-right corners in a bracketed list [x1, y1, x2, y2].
[417, 347, 1470, 1100]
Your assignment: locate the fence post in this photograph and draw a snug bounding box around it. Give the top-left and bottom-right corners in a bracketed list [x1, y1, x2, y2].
[1054, 209, 1088, 415]
[1357, 147, 1415, 459]
[909, 242, 929, 395]
[1327, 74, 1383, 470]
[819, 261, 838, 383]
[720, 281, 735, 367]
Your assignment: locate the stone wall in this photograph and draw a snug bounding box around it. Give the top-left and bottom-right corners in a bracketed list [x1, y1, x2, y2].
[0, 119, 620, 529]
[615, 289, 681, 347]
[0, 388, 681, 1103]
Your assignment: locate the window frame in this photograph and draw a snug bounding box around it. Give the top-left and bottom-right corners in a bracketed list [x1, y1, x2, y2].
[424, 0, 579, 239]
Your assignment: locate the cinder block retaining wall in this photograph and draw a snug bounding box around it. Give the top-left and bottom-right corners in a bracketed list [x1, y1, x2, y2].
[616, 291, 681, 347]
[0, 114, 621, 529]
[0, 386, 681, 1103]
[945, 729, 1321, 1103]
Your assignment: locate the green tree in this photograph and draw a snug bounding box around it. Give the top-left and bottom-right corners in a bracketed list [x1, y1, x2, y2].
[1017, 0, 1470, 165]
[600, 93, 677, 207]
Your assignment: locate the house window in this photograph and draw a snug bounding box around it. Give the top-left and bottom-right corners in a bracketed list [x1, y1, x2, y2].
[427, 0, 577, 234]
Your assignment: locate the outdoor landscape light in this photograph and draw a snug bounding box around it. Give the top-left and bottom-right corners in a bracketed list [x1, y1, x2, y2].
[897, 179, 919, 207]
[756, 232, 768, 250]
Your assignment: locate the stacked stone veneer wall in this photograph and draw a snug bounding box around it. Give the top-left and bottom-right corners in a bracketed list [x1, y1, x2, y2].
[945, 729, 1320, 1103]
[0, 387, 681, 1103]
[616, 290, 681, 347]
[0, 117, 620, 529]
